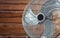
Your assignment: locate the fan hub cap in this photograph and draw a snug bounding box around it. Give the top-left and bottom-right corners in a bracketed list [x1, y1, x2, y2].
[37, 13, 45, 23]
[38, 14, 44, 21]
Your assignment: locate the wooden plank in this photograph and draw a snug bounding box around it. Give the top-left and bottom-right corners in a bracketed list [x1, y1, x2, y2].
[0, 13, 22, 18]
[0, 11, 23, 13]
[0, 36, 27, 38]
[0, 4, 43, 11]
[0, 0, 47, 4]
[0, 0, 29, 37]
[0, 4, 26, 11]
[0, 11, 23, 17]
[0, 23, 25, 36]
[0, 18, 22, 23]
[0, 0, 30, 4]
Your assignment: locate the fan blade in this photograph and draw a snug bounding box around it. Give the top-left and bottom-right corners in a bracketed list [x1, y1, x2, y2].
[25, 8, 39, 25]
[41, 19, 54, 38]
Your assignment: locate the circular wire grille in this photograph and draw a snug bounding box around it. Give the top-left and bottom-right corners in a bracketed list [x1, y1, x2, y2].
[22, 0, 60, 38]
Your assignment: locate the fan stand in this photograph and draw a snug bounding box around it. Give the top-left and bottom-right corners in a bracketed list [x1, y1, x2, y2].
[26, 35, 28, 38]
[26, 34, 29, 38]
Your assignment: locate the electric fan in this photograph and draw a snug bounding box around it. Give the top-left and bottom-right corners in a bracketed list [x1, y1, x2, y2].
[22, 0, 60, 38]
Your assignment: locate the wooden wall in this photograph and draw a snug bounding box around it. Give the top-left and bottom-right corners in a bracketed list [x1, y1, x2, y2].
[0, 0, 30, 38]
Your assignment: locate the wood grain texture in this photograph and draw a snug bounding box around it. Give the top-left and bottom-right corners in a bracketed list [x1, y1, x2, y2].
[0, 11, 23, 18]
[0, 13, 22, 18]
[0, 23, 25, 34]
[0, 18, 22, 23]
[0, 0, 30, 38]
[0, 0, 30, 4]
[0, 4, 26, 10]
